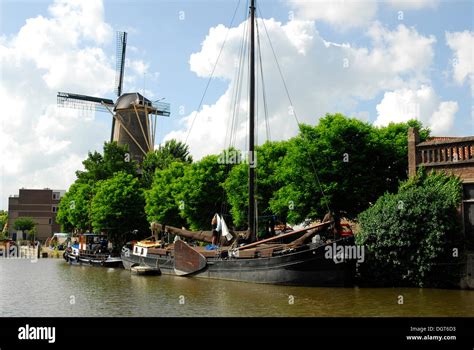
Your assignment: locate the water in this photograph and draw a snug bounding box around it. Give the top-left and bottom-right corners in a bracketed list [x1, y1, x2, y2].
[1, 259, 473, 317]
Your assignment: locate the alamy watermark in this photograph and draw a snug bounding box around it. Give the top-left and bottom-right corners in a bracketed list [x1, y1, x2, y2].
[218, 150, 257, 168]
[0, 245, 38, 262]
[18, 324, 55, 344]
[324, 243, 365, 264]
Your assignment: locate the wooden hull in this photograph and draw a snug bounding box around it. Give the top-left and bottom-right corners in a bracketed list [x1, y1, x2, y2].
[121, 239, 356, 286]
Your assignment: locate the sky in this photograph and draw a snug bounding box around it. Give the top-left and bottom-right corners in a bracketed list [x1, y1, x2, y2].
[0, 0, 473, 210]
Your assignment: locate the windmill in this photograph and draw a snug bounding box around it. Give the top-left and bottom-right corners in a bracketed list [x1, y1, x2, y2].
[57, 31, 170, 163]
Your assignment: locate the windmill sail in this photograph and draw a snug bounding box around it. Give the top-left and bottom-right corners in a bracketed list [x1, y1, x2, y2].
[57, 92, 114, 112]
[114, 31, 127, 98]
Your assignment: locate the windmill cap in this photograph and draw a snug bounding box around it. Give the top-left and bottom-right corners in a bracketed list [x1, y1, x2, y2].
[114, 92, 152, 111]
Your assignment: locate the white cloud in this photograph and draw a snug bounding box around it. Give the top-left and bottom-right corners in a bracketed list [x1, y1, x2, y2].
[48, 0, 113, 44]
[166, 18, 437, 159]
[430, 101, 459, 134]
[286, 0, 378, 29]
[446, 30, 474, 95]
[366, 22, 436, 75]
[387, 0, 439, 10]
[127, 59, 149, 76]
[374, 85, 458, 134]
[0, 0, 118, 209]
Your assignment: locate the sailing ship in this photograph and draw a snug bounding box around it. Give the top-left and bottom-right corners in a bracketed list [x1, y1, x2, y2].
[64, 233, 122, 268]
[121, 0, 356, 286]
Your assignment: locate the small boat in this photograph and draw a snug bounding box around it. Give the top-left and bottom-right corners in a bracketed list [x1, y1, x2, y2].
[63, 233, 122, 268]
[45, 232, 70, 250]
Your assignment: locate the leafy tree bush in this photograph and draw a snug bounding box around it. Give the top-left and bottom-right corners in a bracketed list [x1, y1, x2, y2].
[13, 217, 35, 232]
[145, 162, 188, 228]
[76, 142, 138, 184]
[141, 139, 193, 189]
[269, 114, 429, 223]
[357, 170, 463, 287]
[57, 142, 139, 232]
[0, 210, 7, 228]
[91, 171, 147, 249]
[56, 182, 93, 233]
[174, 154, 231, 230]
[224, 141, 288, 228]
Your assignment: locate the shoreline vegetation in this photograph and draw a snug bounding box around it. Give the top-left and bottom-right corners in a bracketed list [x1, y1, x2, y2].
[53, 114, 467, 288]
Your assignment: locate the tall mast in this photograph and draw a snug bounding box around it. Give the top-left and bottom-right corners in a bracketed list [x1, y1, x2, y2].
[248, 0, 256, 242]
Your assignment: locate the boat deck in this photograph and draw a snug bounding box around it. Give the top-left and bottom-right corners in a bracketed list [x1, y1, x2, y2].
[147, 242, 289, 259]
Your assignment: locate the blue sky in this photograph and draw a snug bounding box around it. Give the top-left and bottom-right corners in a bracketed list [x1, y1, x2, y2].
[0, 0, 473, 209]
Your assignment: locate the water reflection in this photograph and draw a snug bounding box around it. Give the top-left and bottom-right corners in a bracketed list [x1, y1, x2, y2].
[0, 259, 473, 317]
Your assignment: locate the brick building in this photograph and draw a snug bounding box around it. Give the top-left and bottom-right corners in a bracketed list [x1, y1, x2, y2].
[8, 188, 65, 242]
[408, 127, 474, 245]
[408, 127, 474, 288]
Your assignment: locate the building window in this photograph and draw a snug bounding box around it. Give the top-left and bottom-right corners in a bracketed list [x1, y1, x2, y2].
[52, 206, 58, 213]
[48, 218, 52, 225]
[53, 192, 60, 200]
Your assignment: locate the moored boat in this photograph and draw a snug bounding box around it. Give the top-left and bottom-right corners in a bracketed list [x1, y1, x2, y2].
[121, 221, 356, 286]
[64, 233, 122, 268]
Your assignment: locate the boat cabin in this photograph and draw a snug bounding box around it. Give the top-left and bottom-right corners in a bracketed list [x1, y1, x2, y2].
[74, 233, 110, 254]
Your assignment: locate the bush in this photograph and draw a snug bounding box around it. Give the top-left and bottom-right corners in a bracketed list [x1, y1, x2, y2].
[13, 217, 35, 232]
[356, 169, 463, 287]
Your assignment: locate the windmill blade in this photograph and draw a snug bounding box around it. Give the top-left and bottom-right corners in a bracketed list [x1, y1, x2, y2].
[114, 31, 128, 97]
[57, 92, 114, 112]
[152, 101, 171, 117]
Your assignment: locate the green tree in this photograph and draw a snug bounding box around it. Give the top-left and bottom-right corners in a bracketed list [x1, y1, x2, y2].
[375, 120, 429, 185]
[356, 169, 463, 287]
[141, 139, 193, 188]
[0, 210, 8, 232]
[91, 171, 147, 249]
[27, 226, 37, 241]
[58, 142, 140, 233]
[269, 114, 429, 223]
[76, 142, 138, 184]
[224, 141, 288, 228]
[175, 155, 230, 230]
[56, 182, 94, 232]
[0, 210, 8, 237]
[145, 162, 188, 228]
[13, 217, 35, 234]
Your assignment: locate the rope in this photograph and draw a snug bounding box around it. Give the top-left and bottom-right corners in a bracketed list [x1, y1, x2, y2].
[184, 0, 242, 145]
[256, 17, 271, 142]
[221, 0, 250, 217]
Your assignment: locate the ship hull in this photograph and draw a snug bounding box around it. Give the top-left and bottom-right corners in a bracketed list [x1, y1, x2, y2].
[64, 251, 122, 268]
[121, 240, 356, 286]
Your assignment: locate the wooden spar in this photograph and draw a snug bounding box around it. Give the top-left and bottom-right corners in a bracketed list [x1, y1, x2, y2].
[133, 103, 151, 152]
[156, 223, 246, 244]
[248, 0, 256, 243]
[152, 113, 158, 149]
[237, 221, 332, 251]
[288, 224, 327, 247]
[144, 103, 150, 150]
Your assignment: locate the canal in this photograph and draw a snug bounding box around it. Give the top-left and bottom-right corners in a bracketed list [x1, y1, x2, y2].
[1, 259, 473, 317]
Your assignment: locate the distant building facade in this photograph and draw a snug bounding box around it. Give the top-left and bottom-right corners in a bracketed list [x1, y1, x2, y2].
[8, 188, 65, 242]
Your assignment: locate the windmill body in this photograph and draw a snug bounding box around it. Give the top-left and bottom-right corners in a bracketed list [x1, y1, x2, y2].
[57, 32, 170, 164]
